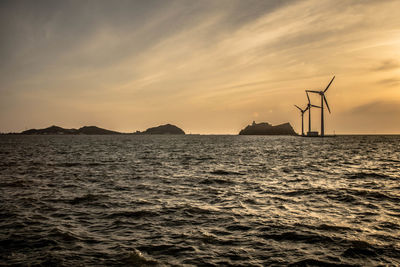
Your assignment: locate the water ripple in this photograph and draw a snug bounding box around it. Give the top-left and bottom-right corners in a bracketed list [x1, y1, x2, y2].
[1, 135, 400, 266]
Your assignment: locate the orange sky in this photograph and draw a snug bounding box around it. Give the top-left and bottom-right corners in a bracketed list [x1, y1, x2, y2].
[1, 0, 400, 134]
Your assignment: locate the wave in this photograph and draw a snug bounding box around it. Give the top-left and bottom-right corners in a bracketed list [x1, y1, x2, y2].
[0, 180, 28, 188]
[327, 193, 359, 204]
[242, 197, 259, 205]
[288, 258, 358, 267]
[2, 135, 400, 266]
[57, 162, 82, 167]
[105, 210, 159, 219]
[51, 161, 107, 167]
[225, 224, 252, 231]
[196, 156, 214, 161]
[260, 231, 335, 244]
[0, 161, 18, 167]
[280, 186, 400, 205]
[346, 189, 400, 202]
[340, 240, 381, 259]
[376, 221, 400, 231]
[182, 206, 214, 215]
[199, 177, 236, 185]
[345, 171, 392, 180]
[1, 234, 59, 250]
[295, 223, 356, 233]
[262, 231, 398, 263]
[282, 188, 332, 197]
[124, 249, 159, 266]
[339, 239, 400, 262]
[49, 227, 82, 242]
[68, 193, 104, 205]
[342, 246, 377, 258]
[138, 244, 195, 256]
[210, 170, 245, 176]
[384, 159, 400, 163]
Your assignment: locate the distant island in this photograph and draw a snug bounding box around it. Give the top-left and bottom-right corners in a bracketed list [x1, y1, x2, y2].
[134, 124, 185, 135]
[22, 125, 121, 135]
[239, 121, 297, 135]
[20, 124, 185, 135]
[12, 122, 297, 135]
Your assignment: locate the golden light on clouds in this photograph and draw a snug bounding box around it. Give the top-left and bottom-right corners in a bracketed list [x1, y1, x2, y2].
[1, 0, 400, 134]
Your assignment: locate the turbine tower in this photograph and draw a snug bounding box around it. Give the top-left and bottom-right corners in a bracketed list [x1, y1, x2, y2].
[306, 92, 312, 134]
[305, 91, 320, 135]
[306, 76, 335, 137]
[294, 105, 309, 136]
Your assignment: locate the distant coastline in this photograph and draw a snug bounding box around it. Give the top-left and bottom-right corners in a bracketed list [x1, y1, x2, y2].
[2, 125, 400, 136]
[2, 121, 300, 135]
[11, 124, 185, 135]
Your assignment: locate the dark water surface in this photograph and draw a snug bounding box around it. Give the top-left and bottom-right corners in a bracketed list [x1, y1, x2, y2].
[1, 135, 400, 266]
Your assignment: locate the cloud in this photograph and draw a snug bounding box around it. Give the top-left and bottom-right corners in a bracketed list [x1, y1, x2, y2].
[376, 78, 400, 86]
[334, 100, 400, 134]
[1, 0, 400, 133]
[372, 60, 400, 72]
[349, 100, 400, 115]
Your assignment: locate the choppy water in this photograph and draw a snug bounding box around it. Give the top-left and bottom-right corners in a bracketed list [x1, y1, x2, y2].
[1, 135, 400, 266]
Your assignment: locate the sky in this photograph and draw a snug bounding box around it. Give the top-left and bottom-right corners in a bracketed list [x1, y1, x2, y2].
[1, 0, 400, 134]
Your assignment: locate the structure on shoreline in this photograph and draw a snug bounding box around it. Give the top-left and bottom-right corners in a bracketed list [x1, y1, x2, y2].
[295, 76, 335, 137]
[239, 122, 297, 135]
[294, 105, 308, 136]
[306, 76, 335, 137]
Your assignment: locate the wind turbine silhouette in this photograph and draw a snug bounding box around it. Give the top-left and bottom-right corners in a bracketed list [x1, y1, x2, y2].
[306, 76, 335, 137]
[304, 92, 321, 136]
[294, 105, 309, 136]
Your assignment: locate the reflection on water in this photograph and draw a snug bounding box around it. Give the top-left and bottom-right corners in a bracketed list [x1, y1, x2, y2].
[1, 135, 399, 266]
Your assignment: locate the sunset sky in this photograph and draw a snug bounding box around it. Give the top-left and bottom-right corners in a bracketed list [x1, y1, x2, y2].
[1, 0, 400, 134]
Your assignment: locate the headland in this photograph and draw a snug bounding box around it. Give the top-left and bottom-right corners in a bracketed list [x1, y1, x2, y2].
[19, 124, 185, 135]
[239, 121, 297, 135]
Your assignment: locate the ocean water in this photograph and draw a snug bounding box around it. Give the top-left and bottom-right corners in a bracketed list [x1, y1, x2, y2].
[0, 135, 399, 266]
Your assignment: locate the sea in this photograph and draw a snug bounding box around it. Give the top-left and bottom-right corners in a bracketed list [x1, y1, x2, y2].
[0, 135, 399, 266]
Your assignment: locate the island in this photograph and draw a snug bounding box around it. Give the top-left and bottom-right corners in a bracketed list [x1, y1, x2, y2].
[135, 124, 185, 135]
[22, 125, 78, 135]
[20, 124, 185, 135]
[239, 121, 297, 135]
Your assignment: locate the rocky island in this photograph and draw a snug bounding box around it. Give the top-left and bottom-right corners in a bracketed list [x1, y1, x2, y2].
[21, 125, 121, 135]
[135, 124, 185, 135]
[20, 124, 185, 135]
[239, 121, 297, 135]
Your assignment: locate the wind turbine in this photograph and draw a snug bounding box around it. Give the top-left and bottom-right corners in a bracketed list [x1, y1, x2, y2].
[306, 76, 335, 137]
[305, 91, 321, 136]
[294, 105, 309, 136]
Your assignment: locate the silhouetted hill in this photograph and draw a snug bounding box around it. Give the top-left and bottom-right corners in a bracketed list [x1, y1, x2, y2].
[140, 124, 185, 135]
[19, 124, 185, 135]
[77, 126, 120, 135]
[21, 125, 77, 135]
[21, 125, 120, 135]
[239, 121, 297, 135]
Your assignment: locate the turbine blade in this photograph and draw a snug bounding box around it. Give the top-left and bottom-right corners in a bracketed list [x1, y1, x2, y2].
[307, 90, 320, 94]
[311, 105, 321, 108]
[324, 96, 331, 113]
[324, 76, 335, 93]
[294, 105, 302, 111]
[306, 91, 310, 103]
